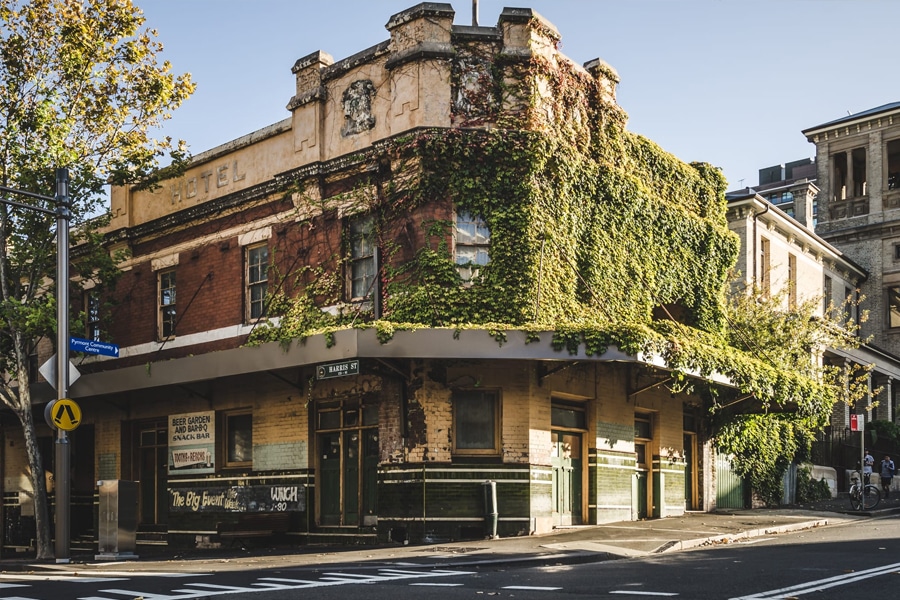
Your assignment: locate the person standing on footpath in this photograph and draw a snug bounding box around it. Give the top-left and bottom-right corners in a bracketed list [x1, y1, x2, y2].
[880, 454, 895, 499]
[863, 449, 875, 484]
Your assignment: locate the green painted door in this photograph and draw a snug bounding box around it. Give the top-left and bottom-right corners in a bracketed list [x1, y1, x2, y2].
[316, 400, 379, 527]
[716, 453, 746, 509]
[551, 431, 583, 526]
[343, 431, 360, 526]
[137, 421, 167, 526]
[362, 429, 379, 525]
[684, 433, 695, 510]
[635, 441, 649, 519]
[319, 433, 342, 525]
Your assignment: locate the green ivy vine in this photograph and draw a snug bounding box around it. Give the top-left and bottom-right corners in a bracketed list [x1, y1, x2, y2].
[248, 18, 860, 497]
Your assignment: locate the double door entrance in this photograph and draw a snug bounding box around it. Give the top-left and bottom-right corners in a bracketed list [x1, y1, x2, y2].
[127, 419, 168, 527]
[316, 400, 378, 527]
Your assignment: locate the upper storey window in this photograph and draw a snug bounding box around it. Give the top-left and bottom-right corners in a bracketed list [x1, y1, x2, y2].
[887, 139, 900, 190]
[455, 210, 490, 282]
[767, 191, 793, 205]
[246, 243, 269, 321]
[349, 214, 375, 300]
[832, 148, 867, 201]
[158, 269, 176, 340]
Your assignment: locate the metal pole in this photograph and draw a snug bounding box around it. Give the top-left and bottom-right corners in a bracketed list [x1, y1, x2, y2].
[54, 168, 71, 563]
[472, 0, 479, 26]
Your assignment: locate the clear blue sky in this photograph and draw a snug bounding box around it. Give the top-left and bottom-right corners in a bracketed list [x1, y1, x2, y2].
[138, 0, 900, 190]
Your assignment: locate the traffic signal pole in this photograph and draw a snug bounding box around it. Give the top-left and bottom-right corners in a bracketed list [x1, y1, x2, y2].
[0, 168, 71, 561]
[54, 168, 71, 562]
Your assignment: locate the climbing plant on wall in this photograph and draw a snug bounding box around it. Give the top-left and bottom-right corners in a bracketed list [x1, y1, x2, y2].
[250, 19, 863, 497]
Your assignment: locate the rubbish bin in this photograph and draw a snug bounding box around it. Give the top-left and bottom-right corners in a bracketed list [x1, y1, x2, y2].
[482, 480, 498, 539]
[96, 480, 139, 560]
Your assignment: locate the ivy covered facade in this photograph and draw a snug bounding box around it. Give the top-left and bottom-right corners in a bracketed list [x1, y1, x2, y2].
[4, 3, 830, 551]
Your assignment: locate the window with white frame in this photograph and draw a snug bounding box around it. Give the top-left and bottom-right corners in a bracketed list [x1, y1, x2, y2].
[452, 389, 500, 455]
[455, 210, 490, 281]
[349, 214, 375, 300]
[158, 269, 176, 339]
[246, 243, 269, 321]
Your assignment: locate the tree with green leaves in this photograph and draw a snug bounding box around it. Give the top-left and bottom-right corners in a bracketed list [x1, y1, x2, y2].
[713, 286, 872, 506]
[0, 0, 193, 559]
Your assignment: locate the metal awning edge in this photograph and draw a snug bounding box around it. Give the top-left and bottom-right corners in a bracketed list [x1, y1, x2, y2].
[64, 328, 733, 399]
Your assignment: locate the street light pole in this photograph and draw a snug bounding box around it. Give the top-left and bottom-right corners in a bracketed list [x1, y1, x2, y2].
[0, 168, 71, 561]
[54, 168, 71, 562]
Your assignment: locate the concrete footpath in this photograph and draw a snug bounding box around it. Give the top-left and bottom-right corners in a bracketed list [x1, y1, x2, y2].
[5, 498, 900, 574]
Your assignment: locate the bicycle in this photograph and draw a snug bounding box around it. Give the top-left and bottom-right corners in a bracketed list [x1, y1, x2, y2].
[849, 471, 881, 510]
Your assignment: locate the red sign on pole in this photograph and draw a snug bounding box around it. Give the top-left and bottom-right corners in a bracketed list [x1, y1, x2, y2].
[850, 414, 865, 432]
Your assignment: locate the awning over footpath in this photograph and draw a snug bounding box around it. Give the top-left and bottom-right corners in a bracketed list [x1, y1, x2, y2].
[59, 328, 736, 400]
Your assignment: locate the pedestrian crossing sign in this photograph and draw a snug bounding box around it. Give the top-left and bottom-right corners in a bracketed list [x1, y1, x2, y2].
[49, 398, 82, 431]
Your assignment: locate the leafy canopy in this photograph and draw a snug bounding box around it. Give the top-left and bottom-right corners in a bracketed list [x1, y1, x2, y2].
[0, 0, 193, 559]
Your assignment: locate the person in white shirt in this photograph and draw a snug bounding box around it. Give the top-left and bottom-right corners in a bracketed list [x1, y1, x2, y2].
[863, 449, 875, 485]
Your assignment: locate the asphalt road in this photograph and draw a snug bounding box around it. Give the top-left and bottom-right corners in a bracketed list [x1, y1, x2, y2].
[3, 515, 898, 599]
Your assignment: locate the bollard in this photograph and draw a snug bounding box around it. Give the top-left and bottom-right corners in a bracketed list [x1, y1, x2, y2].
[482, 480, 498, 539]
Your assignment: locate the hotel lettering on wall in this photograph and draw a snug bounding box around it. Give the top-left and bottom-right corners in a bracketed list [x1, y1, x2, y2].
[168, 411, 215, 475]
[170, 159, 247, 204]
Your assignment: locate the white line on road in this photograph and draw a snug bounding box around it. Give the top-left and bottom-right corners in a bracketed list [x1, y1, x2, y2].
[410, 582, 465, 586]
[730, 561, 900, 599]
[77, 568, 477, 599]
[609, 591, 678, 596]
[0, 573, 127, 583]
[503, 585, 563, 591]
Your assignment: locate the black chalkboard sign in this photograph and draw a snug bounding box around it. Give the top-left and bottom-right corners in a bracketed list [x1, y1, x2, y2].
[169, 484, 305, 513]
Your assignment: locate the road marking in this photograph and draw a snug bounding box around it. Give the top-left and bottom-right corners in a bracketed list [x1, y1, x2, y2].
[503, 585, 563, 591]
[610, 592, 678, 596]
[0, 570, 200, 580]
[78, 568, 476, 599]
[0, 573, 127, 583]
[730, 561, 900, 599]
[410, 582, 465, 586]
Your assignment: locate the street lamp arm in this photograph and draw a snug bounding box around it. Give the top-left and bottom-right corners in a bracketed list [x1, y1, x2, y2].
[0, 185, 58, 205]
[0, 196, 57, 216]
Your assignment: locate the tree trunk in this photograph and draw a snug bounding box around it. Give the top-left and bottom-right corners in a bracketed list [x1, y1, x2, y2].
[17, 403, 54, 560]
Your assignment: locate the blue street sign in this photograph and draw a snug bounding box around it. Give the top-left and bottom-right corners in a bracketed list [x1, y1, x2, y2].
[69, 336, 119, 358]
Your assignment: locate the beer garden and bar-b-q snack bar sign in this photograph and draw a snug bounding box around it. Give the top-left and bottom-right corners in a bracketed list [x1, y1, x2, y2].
[168, 410, 215, 475]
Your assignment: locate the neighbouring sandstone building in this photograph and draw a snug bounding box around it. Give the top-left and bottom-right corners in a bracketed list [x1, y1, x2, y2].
[805, 102, 900, 362]
[4, 3, 752, 552]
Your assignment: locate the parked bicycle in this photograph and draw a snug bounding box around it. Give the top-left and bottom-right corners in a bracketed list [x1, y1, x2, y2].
[849, 470, 881, 510]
